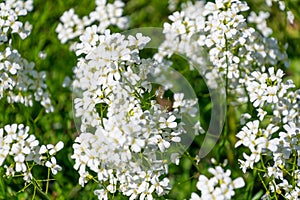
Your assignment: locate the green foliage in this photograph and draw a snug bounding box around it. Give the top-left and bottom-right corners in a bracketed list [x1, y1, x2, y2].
[1, 0, 299, 199]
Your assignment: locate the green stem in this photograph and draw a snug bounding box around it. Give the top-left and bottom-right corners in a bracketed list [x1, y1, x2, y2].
[45, 167, 50, 194]
[32, 178, 51, 200]
[283, 0, 288, 45]
[258, 172, 269, 195]
[246, 168, 257, 200]
[34, 109, 44, 123]
[260, 155, 267, 171]
[32, 185, 36, 200]
[291, 152, 297, 187]
[177, 175, 197, 185]
[18, 182, 32, 193]
[0, 171, 6, 196]
[217, 34, 230, 162]
[184, 151, 201, 172]
[270, 180, 278, 200]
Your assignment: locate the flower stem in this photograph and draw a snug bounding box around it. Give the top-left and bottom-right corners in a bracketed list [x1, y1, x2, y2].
[45, 167, 50, 194]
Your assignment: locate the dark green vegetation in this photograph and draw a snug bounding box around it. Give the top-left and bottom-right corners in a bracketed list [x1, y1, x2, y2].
[0, 0, 299, 199]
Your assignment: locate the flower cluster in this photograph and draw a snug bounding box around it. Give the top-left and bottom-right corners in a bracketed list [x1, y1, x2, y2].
[0, 0, 297, 198]
[236, 66, 300, 198]
[71, 28, 201, 199]
[245, 67, 293, 108]
[0, 0, 33, 44]
[190, 164, 245, 200]
[0, 1, 61, 197]
[157, 0, 288, 94]
[0, 46, 54, 112]
[0, 0, 53, 112]
[248, 11, 272, 37]
[155, 1, 206, 67]
[244, 66, 299, 126]
[158, 0, 298, 199]
[0, 124, 64, 183]
[56, 0, 129, 44]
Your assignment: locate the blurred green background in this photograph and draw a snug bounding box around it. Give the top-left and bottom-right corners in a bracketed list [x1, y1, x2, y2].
[0, 0, 299, 199]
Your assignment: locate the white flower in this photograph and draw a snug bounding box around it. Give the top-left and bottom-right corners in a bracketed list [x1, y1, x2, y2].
[287, 11, 294, 24]
[150, 135, 170, 152]
[130, 138, 145, 153]
[248, 11, 272, 37]
[4, 124, 18, 144]
[170, 132, 181, 142]
[170, 153, 180, 165]
[123, 66, 140, 86]
[4, 165, 15, 177]
[249, 89, 267, 107]
[196, 175, 215, 194]
[94, 189, 108, 200]
[10, 143, 30, 172]
[173, 93, 185, 108]
[257, 108, 267, 121]
[23, 171, 33, 183]
[14, 154, 27, 172]
[139, 183, 155, 200]
[48, 141, 64, 155]
[39, 145, 47, 154]
[45, 157, 62, 175]
[0, 143, 10, 166]
[151, 177, 170, 196]
[236, 120, 260, 148]
[239, 153, 255, 173]
[128, 33, 151, 50]
[56, 1, 128, 44]
[192, 164, 245, 200]
[70, 27, 197, 199]
[266, 86, 279, 103]
[159, 115, 177, 129]
[193, 121, 205, 135]
[232, 177, 245, 189]
[278, 1, 285, 11]
[240, 113, 251, 125]
[0, 46, 53, 111]
[190, 192, 201, 200]
[79, 171, 90, 187]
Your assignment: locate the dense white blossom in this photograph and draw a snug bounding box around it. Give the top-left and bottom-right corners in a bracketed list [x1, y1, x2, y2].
[248, 11, 272, 37]
[190, 164, 245, 200]
[0, 124, 64, 182]
[160, 1, 297, 199]
[56, 0, 129, 44]
[157, 0, 289, 102]
[0, 0, 53, 112]
[236, 67, 300, 198]
[1, 0, 299, 199]
[0, 0, 33, 44]
[71, 28, 200, 199]
[0, 47, 54, 112]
